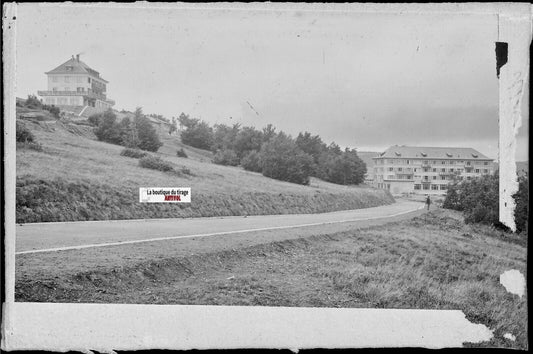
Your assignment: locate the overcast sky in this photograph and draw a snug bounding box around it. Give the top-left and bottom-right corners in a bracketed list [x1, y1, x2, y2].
[15, 4, 528, 160]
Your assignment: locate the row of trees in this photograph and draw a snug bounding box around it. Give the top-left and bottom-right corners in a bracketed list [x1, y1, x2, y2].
[89, 108, 163, 152]
[177, 113, 366, 186]
[443, 172, 528, 233]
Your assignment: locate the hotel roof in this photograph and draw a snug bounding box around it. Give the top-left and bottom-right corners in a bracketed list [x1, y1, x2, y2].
[374, 145, 492, 160]
[45, 56, 108, 83]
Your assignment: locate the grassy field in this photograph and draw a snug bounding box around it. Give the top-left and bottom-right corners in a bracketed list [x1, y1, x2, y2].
[15, 115, 394, 223]
[15, 209, 527, 349]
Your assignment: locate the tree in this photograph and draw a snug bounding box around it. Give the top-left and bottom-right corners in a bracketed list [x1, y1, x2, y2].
[260, 132, 314, 185]
[234, 126, 263, 158]
[180, 120, 214, 150]
[169, 117, 177, 135]
[134, 107, 163, 152]
[241, 150, 262, 172]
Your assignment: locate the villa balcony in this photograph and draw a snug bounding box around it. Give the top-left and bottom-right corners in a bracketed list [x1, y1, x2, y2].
[38, 90, 107, 101]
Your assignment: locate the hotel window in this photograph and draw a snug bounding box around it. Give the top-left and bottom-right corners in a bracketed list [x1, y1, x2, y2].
[450, 168, 454, 172]
[414, 184, 421, 190]
[423, 184, 430, 190]
[483, 169, 488, 173]
[65, 87, 70, 91]
[432, 168, 436, 172]
[432, 176, 437, 180]
[440, 185, 448, 190]
[52, 76, 58, 82]
[64, 76, 70, 83]
[398, 167, 402, 171]
[52, 87, 57, 91]
[441, 168, 445, 172]
[406, 160, 410, 164]
[441, 161, 446, 164]
[88, 78, 91, 83]
[475, 169, 480, 173]
[466, 161, 471, 166]
[450, 160, 455, 165]
[424, 176, 429, 181]
[431, 185, 439, 190]
[432, 161, 436, 164]
[389, 167, 393, 171]
[414, 168, 418, 172]
[441, 176, 446, 180]
[77, 76, 83, 83]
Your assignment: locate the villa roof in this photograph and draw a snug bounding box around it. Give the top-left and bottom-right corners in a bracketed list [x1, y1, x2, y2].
[374, 145, 492, 160]
[45, 57, 108, 83]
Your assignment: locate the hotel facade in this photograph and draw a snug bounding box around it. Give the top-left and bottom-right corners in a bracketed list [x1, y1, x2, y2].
[38, 55, 115, 114]
[373, 146, 494, 195]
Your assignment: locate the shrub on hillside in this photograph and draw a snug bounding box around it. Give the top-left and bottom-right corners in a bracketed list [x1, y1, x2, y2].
[42, 104, 60, 118]
[120, 148, 147, 159]
[260, 133, 314, 185]
[442, 172, 529, 232]
[213, 149, 240, 166]
[512, 174, 529, 233]
[177, 148, 188, 158]
[241, 150, 262, 172]
[87, 113, 102, 126]
[25, 95, 42, 109]
[16, 122, 35, 143]
[138, 155, 174, 172]
[93, 110, 124, 145]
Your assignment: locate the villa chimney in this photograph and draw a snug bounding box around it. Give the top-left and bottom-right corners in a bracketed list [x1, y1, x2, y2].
[76, 54, 80, 62]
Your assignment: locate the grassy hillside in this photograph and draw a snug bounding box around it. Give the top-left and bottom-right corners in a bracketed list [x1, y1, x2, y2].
[16, 114, 394, 223]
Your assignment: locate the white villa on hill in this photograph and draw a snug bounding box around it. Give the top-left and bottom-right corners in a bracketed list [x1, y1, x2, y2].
[373, 145, 494, 195]
[38, 55, 115, 117]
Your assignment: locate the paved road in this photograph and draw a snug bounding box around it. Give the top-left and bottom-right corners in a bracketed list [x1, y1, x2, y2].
[16, 200, 424, 254]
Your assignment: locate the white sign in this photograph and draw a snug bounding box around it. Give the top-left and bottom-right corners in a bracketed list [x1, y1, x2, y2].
[139, 187, 191, 203]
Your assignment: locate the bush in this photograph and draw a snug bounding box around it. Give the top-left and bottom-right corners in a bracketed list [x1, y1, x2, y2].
[241, 150, 262, 172]
[513, 174, 529, 233]
[213, 149, 240, 166]
[138, 155, 174, 172]
[16, 122, 35, 143]
[87, 114, 102, 126]
[93, 110, 124, 145]
[25, 95, 42, 109]
[42, 104, 60, 118]
[177, 148, 188, 158]
[120, 148, 147, 159]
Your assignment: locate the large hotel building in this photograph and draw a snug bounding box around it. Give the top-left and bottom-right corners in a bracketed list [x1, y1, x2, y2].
[372, 145, 494, 195]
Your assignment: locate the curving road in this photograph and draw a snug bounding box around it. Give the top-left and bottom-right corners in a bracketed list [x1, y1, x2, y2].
[16, 200, 425, 254]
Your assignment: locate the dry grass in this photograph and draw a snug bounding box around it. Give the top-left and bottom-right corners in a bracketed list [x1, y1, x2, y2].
[16, 209, 527, 349]
[16, 118, 394, 222]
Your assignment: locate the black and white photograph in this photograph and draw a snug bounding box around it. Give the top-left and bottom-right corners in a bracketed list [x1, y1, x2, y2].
[2, 2, 530, 350]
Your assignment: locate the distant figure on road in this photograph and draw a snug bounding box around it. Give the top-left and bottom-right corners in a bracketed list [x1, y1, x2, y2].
[426, 195, 431, 210]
